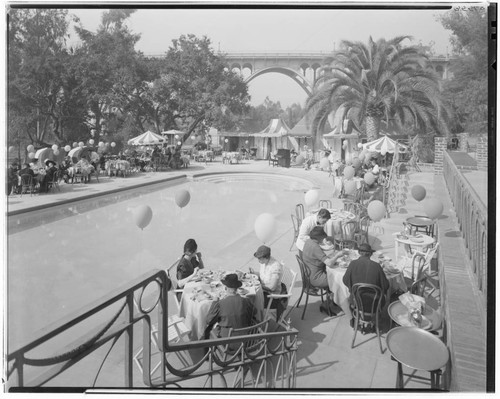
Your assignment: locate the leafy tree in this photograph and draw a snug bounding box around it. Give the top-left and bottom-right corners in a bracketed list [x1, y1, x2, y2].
[305, 36, 450, 148]
[438, 9, 488, 134]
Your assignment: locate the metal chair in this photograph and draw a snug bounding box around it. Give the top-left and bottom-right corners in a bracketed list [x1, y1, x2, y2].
[295, 203, 305, 224]
[19, 174, 35, 196]
[354, 216, 371, 246]
[295, 255, 329, 320]
[166, 259, 185, 307]
[264, 266, 297, 322]
[350, 283, 384, 353]
[214, 319, 270, 360]
[319, 200, 332, 209]
[290, 214, 300, 251]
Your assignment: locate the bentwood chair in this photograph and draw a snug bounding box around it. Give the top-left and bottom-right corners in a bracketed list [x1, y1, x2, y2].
[290, 214, 300, 251]
[166, 259, 185, 307]
[350, 283, 384, 354]
[264, 266, 297, 322]
[319, 200, 332, 209]
[47, 170, 61, 193]
[354, 216, 371, 246]
[295, 255, 329, 320]
[295, 203, 305, 224]
[20, 174, 35, 196]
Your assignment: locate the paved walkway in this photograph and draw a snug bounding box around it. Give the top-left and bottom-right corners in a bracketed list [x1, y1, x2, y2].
[5, 159, 487, 391]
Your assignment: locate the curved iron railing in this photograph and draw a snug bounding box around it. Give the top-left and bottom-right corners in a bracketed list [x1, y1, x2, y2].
[6, 269, 298, 390]
[442, 151, 487, 298]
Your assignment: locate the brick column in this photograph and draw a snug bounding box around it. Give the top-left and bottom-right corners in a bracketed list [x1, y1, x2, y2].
[434, 136, 446, 175]
[458, 132, 469, 152]
[476, 135, 488, 170]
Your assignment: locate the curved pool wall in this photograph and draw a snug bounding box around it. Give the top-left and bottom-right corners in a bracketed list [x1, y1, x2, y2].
[7, 172, 316, 347]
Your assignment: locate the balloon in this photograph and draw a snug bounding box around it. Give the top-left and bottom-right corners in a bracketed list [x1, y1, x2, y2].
[295, 155, 304, 165]
[423, 198, 444, 219]
[304, 189, 320, 207]
[53, 149, 60, 156]
[342, 143, 347, 150]
[411, 185, 427, 202]
[64, 145, 71, 152]
[51, 144, 58, 151]
[245, 140, 249, 144]
[254, 213, 276, 243]
[28, 152, 35, 159]
[8, 146, 15, 153]
[89, 139, 95, 145]
[133, 205, 153, 230]
[111, 142, 116, 147]
[175, 189, 191, 208]
[224, 139, 228, 143]
[352, 158, 362, 169]
[73, 142, 78, 148]
[343, 140, 348, 145]
[98, 141, 104, 147]
[78, 141, 84, 147]
[364, 172, 375, 185]
[319, 158, 330, 170]
[367, 200, 386, 222]
[357, 143, 363, 149]
[343, 165, 355, 179]
[174, 135, 179, 139]
[27, 144, 34, 152]
[344, 180, 357, 195]
[177, 141, 182, 146]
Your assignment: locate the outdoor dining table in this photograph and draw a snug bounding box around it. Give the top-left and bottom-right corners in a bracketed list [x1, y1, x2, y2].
[222, 152, 242, 164]
[386, 326, 449, 389]
[105, 160, 130, 176]
[393, 232, 435, 263]
[326, 249, 407, 317]
[307, 208, 357, 238]
[388, 300, 441, 332]
[406, 216, 436, 237]
[178, 270, 265, 340]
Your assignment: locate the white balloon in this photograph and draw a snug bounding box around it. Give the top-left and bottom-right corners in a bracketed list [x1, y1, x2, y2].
[111, 142, 116, 147]
[254, 213, 277, 243]
[304, 189, 320, 207]
[78, 141, 84, 147]
[64, 145, 71, 152]
[98, 141, 104, 147]
[89, 139, 95, 145]
[51, 144, 58, 151]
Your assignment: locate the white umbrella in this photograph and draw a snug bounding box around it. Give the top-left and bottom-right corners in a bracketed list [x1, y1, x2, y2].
[128, 130, 166, 146]
[362, 135, 408, 154]
[34, 148, 54, 163]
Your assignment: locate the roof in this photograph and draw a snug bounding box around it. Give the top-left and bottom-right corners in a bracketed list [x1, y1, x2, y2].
[256, 118, 290, 137]
[288, 116, 312, 138]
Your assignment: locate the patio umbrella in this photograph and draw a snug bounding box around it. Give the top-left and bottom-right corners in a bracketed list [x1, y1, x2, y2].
[34, 148, 54, 164]
[128, 130, 166, 146]
[362, 135, 408, 154]
[68, 146, 92, 162]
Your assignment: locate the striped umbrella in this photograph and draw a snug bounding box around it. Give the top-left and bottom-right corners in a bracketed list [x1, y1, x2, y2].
[128, 130, 166, 146]
[362, 135, 408, 154]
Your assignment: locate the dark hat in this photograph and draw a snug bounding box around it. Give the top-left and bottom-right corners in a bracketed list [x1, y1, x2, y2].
[254, 245, 271, 258]
[45, 159, 56, 166]
[309, 226, 327, 241]
[358, 243, 374, 254]
[221, 273, 242, 289]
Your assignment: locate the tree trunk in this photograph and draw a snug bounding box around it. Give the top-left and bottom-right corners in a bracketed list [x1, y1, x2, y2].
[365, 115, 381, 141]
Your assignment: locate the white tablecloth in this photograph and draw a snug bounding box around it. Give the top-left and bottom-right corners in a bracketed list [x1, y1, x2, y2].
[179, 272, 264, 340]
[393, 233, 435, 264]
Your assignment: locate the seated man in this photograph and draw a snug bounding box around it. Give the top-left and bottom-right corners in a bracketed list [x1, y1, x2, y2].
[203, 273, 256, 339]
[342, 243, 389, 328]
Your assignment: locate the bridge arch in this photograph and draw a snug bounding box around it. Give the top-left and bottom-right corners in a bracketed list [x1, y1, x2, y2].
[244, 66, 313, 97]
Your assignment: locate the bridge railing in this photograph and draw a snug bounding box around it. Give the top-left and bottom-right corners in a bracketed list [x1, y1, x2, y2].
[442, 151, 488, 298]
[6, 269, 298, 390]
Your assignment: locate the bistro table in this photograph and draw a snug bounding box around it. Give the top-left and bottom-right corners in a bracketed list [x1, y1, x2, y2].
[393, 232, 435, 263]
[388, 300, 442, 331]
[386, 326, 449, 389]
[178, 270, 265, 340]
[326, 249, 407, 317]
[406, 216, 436, 237]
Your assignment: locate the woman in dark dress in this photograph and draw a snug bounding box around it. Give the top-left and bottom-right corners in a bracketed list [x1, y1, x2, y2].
[176, 238, 205, 288]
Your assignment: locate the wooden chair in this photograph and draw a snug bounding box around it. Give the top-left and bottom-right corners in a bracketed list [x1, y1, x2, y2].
[295, 203, 305, 224]
[354, 216, 370, 246]
[319, 200, 332, 209]
[264, 266, 297, 322]
[295, 255, 329, 320]
[350, 283, 384, 353]
[47, 170, 61, 193]
[290, 214, 300, 251]
[268, 153, 278, 167]
[19, 174, 35, 196]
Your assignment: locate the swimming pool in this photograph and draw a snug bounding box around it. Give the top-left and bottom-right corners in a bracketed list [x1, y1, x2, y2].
[7, 172, 315, 347]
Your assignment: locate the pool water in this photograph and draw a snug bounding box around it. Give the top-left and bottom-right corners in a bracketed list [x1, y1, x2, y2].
[7, 173, 314, 347]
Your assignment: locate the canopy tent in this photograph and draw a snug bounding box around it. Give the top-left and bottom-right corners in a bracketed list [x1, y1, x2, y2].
[252, 118, 290, 159]
[68, 146, 92, 162]
[362, 135, 408, 154]
[34, 148, 54, 164]
[128, 130, 166, 146]
[323, 120, 362, 163]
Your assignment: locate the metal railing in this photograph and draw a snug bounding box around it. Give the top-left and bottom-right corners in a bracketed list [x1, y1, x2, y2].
[6, 269, 298, 390]
[442, 151, 488, 297]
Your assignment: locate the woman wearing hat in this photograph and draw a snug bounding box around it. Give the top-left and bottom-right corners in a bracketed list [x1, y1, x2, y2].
[39, 159, 57, 193]
[203, 273, 256, 339]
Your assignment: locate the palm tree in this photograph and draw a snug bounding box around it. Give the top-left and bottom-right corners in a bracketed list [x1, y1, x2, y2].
[306, 36, 449, 144]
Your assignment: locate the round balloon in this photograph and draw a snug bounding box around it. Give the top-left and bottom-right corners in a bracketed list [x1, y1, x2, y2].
[8, 145, 15, 153]
[411, 185, 427, 202]
[28, 152, 35, 159]
[111, 142, 116, 148]
[295, 155, 305, 165]
[367, 200, 386, 222]
[51, 144, 58, 151]
[89, 139, 95, 145]
[344, 180, 357, 195]
[175, 189, 191, 208]
[98, 141, 104, 147]
[73, 142, 78, 148]
[78, 141, 84, 148]
[53, 149, 60, 156]
[343, 165, 355, 179]
[319, 158, 330, 170]
[352, 158, 362, 169]
[27, 144, 34, 152]
[357, 143, 363, 149]
[364, 172, 375, 185]
[133, 205, 153, 230]
[304, 189, 320, 207]
[64, 145, 71, 152]
[423, 198, 444, 219]
[254, 213, 276, 243]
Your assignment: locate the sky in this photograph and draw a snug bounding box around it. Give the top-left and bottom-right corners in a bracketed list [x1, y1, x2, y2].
[64, 5, 454, 108]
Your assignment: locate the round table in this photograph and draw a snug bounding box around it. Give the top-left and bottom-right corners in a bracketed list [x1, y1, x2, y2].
[406, 216, 435, 236]
[393, 233, 435, 262]
[386, 326, 449, 389]
[388, 301, 441, 331]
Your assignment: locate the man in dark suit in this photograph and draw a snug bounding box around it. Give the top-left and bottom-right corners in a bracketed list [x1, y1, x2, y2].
[204, 274, 256, 339]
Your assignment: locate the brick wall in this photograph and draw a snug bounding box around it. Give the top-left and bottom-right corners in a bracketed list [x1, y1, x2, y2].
[476, 135, 488, 170]
[434, 136, 446, 174]
[458, 132, 469, 152]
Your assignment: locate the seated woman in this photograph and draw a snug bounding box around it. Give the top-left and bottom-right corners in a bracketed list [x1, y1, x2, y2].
[176, 238, 205, 288]
[203, 273, 256, 339]
[249, 245, 285, 320]
[38, 160, 57, 193]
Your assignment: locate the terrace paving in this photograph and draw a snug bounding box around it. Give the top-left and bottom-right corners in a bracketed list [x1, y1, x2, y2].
[5, 158, 488, 391]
